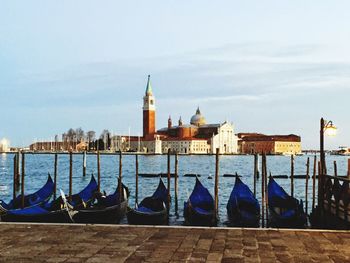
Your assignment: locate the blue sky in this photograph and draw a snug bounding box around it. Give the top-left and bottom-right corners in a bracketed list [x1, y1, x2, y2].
[1, 1, 350, 149]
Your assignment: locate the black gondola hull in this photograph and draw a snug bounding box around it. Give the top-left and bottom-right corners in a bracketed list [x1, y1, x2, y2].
[227, 210, 260, 228]
[184, 205, 216, 227]
[268, 209, 307, 228]
[127, 207, 168, 225]
[1, 209, 74, 223]
[73, 199, 128, 224]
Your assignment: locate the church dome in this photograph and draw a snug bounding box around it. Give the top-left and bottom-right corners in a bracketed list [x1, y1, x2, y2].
[190, 107, 206, 126]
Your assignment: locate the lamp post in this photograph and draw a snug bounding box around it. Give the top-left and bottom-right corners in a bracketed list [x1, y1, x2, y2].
[318, 118, 337, 209]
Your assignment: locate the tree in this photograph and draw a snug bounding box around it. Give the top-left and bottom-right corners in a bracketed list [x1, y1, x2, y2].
[75, 127, 85, 142]
[100, 130, 111, 150]
[86, 131, 96, 143]
[66, 128, 76, 142]
[86, 131, 96, 151]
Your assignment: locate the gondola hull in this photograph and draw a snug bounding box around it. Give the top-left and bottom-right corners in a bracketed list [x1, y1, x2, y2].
[1, 208, 74, 223]
[226, 177, 260, 228]
[0, 175, 54, 214]
[184, 178, 216, 227]
[227, 209, 260, 228]
[73, 199, 128, 224]
[268, 177, 306, 228]
[268, 206, 307, 228]
[184, 203, 216, 227]
[127, 207, 168, 225]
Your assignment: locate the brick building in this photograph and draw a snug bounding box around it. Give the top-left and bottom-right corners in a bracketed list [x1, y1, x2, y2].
[238, 133, 301, 155]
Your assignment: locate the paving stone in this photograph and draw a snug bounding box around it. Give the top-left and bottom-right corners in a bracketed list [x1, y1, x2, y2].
[0, 224, 349, 262]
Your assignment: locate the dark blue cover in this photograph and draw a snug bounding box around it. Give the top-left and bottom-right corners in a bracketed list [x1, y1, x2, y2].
[227, 177, 260, 217]
[185, 178, 214, 213]
[268, 176, 306, 225]
[136, 178, 168, 214]
[77, 175, 98, 202]
[151, 178, 167, 202]
[6, 204, 50, 216]
[0, 175, 54, 210]
[268, 177, 298, 209]
[103, 183, 128, 207]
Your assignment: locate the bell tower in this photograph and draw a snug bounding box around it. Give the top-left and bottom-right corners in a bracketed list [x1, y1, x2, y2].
[143, 75, 156, 138]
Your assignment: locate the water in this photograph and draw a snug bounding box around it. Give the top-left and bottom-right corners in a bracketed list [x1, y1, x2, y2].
[0, 153, 348, 226]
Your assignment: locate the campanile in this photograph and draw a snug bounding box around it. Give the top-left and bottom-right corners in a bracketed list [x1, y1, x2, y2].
[143, 75, 156, 138]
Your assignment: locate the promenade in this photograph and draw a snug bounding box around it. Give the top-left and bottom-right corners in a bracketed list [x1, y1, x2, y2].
[0, 224, 349, 263]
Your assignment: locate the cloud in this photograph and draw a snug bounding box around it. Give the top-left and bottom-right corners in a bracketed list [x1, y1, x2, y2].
[2, 42, 350, 147]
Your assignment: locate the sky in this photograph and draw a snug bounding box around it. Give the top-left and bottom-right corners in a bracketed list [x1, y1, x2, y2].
[1, 0, 350, 149]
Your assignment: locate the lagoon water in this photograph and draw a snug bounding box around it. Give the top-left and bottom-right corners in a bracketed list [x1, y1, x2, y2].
[0, 153, 348, 226]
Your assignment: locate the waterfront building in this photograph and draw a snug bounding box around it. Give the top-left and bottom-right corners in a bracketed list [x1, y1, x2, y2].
[238, 133, 301, 155]
[29, 141, 87, 152]
[110, 75, 238, 154]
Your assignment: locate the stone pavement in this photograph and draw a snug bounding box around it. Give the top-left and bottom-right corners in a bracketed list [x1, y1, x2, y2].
[0, 223, 349, 263]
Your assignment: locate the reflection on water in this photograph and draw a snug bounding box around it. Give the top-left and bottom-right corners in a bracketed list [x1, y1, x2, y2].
[0, 153, 348, 226]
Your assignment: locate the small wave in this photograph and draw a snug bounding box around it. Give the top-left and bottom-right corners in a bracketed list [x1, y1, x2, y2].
[0, 185, 8, 191]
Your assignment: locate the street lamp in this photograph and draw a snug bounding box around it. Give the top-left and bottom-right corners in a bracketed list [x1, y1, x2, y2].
[318, 117, 337, 208]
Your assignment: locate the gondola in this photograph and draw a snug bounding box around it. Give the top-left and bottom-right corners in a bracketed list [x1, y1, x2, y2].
[184, 177, 216, 226]
[127, 178, 169, 225]
[67, 174, 98, 208]
[268, 176, 307, 228]
[227, 176, 260, 227]
[0, 174, 54, 214]
[73, 183, 129, 224]
[0, 176, 98, 223]
[1, 190, 76, 223]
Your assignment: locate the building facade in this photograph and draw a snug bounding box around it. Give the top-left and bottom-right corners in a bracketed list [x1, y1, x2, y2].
[238, 133, 301, 155]
[29, 141, 88, 152]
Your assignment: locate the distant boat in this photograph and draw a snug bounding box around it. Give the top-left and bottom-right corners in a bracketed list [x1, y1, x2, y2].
[127, 178, 169, 225]
[184, 178, 216, 226]
[0, 175, 54, 214]
[227, 176, 260, 227]
[268, 176, 306, 228]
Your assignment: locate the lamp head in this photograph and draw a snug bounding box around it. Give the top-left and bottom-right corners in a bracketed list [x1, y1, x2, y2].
[325, 121, 337, 137]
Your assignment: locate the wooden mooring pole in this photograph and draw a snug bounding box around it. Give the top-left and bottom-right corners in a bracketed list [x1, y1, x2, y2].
[69, 151, 73, 202]
[312, 156, 317, 210]
[174, 152, 179, 216]
[264, 155, 268, 227]
[214, 148, 219, 221]
[13, 155, 16, 201]
[135, 154, 139, 208]
[253, 154, 258, 197]
[291, 154, 294, 197]
[167, 149, 171, 214]
[261, 154, 265, 228]
[97, 151, 101, 192]
[119, 151, 122, 200]
[347, 159, 350, 179]
[21, 151, 25, 209]
[54, 153, 58, 200]
[317, 160, 322, 209]
[305, 157, 310, 215]
[16, 151, 20, 186]
[83, 151, 86, 177]
[334, 161, 338, 177]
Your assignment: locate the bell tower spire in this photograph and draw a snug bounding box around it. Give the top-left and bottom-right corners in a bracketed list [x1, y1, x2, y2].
[143, 75, 156, 138]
